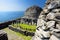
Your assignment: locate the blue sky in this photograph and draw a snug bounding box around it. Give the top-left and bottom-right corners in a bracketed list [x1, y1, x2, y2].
[0, 0, 46, 11]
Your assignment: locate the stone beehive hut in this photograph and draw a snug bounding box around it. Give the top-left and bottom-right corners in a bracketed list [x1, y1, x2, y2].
[21, 6, 42, 25]
[32, 0, 60, 40]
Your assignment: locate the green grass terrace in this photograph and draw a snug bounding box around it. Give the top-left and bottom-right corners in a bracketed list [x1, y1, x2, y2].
[11, 23, 36, 32]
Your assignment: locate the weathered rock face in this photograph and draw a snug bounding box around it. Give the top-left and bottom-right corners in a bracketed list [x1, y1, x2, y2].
[32, 0, 60, 40]
[0, 30, 8, 40]
[24, 5, 42, 19]
[21, 6, 42, 25]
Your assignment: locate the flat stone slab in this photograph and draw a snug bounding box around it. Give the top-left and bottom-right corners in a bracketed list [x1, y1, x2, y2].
[0, 30, 6, 34]
[53, 32, 60, 38]
[49, 35, 60, 40]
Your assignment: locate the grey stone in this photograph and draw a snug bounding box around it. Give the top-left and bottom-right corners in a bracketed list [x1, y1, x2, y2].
[56, 24, 60, 30]
[48, 1, 60, 9]
[49, 35, 60, 40]
[37, 19, 46, 27]
[46, 21, 55, 28]
[46, 13, 55, 20]
[33, 36, 42, 40]
[53, 32, 60, 38]
[37, 27, 51, 38]
[39, 15, 46, 20]
[52, 29, 60, 33]
[0, 30, 8, 40]
[42, 25, 47, 30]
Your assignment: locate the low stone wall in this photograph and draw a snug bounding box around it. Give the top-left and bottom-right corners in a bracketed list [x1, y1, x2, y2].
[0, 30, 8, 40]
[9, 26, 34, 36]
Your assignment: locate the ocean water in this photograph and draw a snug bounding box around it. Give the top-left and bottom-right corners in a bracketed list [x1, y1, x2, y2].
[0, 11, 24, 23]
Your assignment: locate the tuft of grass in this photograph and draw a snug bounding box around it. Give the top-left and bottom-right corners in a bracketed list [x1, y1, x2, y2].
[16, 32, 32, 40]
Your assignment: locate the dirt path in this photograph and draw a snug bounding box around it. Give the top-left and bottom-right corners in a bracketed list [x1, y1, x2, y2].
[3, 28, 24, 40]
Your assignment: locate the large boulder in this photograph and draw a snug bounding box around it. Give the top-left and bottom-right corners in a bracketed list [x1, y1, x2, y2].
[0, 30, 8, 40]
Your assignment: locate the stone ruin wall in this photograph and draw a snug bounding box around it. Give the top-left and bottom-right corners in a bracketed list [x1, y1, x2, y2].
[32, 0, 60, 40]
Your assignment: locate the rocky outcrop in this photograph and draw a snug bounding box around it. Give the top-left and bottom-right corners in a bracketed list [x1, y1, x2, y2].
[24, 5, 42, 19]
[0, 30, 8, 40]
[32, 0, 60, 40]
[21, 6, 42, 25]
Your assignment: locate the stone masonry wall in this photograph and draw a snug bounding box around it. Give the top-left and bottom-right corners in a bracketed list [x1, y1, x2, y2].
[32, 0, 60, 40]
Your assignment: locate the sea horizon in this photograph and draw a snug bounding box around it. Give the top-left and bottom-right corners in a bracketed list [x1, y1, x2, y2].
[0, 11, 24, 23]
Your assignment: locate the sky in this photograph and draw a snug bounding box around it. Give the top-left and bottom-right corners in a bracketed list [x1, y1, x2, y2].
[0, 0, 46, 12]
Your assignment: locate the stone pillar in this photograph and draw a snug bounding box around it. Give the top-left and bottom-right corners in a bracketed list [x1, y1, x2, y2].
[32, 20, 34, 25]
[21, 18, 24, 24]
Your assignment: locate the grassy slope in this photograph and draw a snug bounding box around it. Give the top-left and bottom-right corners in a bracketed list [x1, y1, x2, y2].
[3, 28, 32, 40]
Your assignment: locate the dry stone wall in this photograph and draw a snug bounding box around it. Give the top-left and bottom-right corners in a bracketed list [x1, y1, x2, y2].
[9, 26, 34, 36]
[32, 0, 60, 40]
